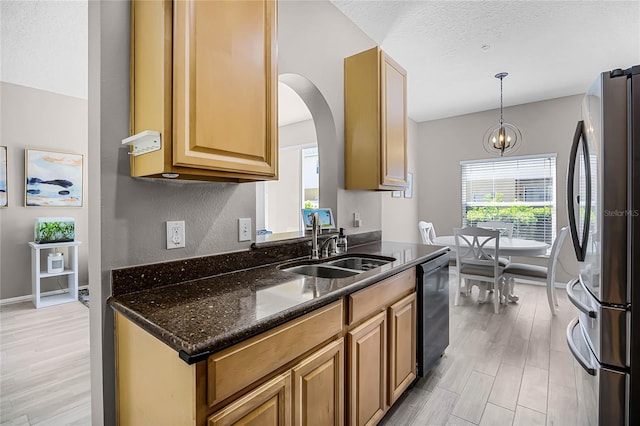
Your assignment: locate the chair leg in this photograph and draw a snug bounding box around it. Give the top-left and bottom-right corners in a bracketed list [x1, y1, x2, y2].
[546, 280, 558, 316]
[493, 279, 500, 314]
[455, 275, 462, 306]
[477, 282, 487, 303]
[506, 277, 519, 303]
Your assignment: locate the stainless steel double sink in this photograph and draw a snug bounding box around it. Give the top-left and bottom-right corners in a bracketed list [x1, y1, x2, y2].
[280, 255, 396, 278]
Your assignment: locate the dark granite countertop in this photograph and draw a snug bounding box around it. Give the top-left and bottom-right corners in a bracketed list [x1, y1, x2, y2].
[108, 241, 448, 363]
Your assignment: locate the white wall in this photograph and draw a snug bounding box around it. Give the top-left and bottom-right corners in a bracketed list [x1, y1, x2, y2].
[417, 95, 583, 281]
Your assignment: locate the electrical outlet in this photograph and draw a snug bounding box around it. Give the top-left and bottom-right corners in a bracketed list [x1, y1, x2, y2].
[353, 212, 361, 228]
[166, 220, 185, 249]
[238, 218, 252, 242]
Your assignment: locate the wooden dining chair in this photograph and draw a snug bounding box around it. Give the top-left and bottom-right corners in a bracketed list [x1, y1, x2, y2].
[503, 226, 569, 315]
[454, 227, 504, 314]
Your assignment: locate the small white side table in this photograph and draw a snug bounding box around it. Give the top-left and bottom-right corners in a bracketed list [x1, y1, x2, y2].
[28, 241, 81, 308]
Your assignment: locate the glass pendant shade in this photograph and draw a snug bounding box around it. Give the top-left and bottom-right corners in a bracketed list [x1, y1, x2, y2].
[483, 72, 522, 157]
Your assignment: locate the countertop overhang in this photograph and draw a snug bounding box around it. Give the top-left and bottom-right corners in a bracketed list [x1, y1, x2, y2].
[108, 241, 448, 364]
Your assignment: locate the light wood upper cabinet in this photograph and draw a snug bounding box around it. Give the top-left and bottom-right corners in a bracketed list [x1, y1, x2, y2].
[129, 0, 278, 182]
[345, 47, 407, 190]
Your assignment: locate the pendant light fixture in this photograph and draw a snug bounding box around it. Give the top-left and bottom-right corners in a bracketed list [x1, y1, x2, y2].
[483, 72, 522, 157]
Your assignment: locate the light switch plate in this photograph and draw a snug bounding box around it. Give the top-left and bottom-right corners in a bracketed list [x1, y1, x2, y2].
[166, 220, 185, 249]
[353, 212, 361, 227]
[238, 218, 252, 242]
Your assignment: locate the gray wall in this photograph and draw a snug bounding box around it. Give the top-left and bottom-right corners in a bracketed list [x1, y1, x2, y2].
[278, 1, 382, 233]
[91, 1, 385, 423]
[381, 118, 420, 243]
[417, 94, 583, 281]
[0, 82, 89, 300]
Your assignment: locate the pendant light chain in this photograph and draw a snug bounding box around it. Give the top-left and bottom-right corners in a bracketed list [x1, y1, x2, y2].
[499, 75, 504, 126]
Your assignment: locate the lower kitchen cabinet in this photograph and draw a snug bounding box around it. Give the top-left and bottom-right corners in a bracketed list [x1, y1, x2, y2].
[346, 268, 417, 426]
[292, 339, 344, 426]
[207, 373, 292, 426]
[348, 311, 388, 426]
[388, 293, 417, 405]
[114, 268, 420, 426]
[211, 339, 344, 426]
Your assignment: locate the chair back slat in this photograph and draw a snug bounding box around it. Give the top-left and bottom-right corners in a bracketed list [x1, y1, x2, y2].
[418, 221, 437, 245]
[454, 227, 501, 272]
[477, 221, 514, 238]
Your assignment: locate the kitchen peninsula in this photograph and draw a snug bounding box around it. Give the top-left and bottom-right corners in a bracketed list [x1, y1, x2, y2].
[109, 233, 448, 425]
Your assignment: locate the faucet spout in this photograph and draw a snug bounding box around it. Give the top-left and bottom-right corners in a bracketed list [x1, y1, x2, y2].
[319, 236, 338, 258]
[311, 213, 320, 259]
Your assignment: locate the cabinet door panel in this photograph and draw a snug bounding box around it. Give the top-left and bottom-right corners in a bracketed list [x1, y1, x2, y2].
[348, 311, 387, 426]
[208, 372, 291, 426]
[173, 0, 277, 176]
[380, 53, 407, 187]
[388, 293, 417, 404]
[292, 339, 344, 426]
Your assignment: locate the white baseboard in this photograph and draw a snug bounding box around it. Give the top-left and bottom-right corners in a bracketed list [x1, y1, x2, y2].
[0, 285, 89, 306]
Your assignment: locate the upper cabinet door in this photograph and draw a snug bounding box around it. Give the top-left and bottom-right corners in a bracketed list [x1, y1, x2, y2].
[173, 0, 278, 177]
[345, 47, 407, 190]
[380, 53, 407, 188]
[129, 0, 277, 181]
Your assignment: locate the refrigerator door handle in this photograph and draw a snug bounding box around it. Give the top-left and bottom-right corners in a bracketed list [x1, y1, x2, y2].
[567, 120, 592, 262]
[567, 318, 597, 375]
[566, 279, 597, 318]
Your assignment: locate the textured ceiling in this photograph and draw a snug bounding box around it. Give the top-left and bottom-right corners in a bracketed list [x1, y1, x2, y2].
[1, 0, 88, 99]
[331, 0, 640, 122]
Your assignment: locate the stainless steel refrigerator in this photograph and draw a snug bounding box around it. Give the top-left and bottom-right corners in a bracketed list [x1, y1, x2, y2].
[566, 65, 639, 426]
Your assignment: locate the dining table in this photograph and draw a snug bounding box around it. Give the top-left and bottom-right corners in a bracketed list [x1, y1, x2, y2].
[432, 235, 549, 304]
[432, 235, 549, 257]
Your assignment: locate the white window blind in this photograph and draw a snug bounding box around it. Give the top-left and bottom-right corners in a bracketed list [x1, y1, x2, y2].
[461, 154, 557, 246]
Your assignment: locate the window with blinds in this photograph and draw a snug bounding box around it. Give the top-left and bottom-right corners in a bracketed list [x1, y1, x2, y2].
[461, 154, 557, 245]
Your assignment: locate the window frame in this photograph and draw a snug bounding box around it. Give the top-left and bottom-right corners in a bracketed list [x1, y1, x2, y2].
[460, 153, 558, 249]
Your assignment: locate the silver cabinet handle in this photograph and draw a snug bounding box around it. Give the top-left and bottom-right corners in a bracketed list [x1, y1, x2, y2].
[566, 318, 597, 376]
[566, 279, 597, 318]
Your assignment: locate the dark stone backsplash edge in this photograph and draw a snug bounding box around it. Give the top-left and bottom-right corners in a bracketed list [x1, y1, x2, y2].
[111, 230, 382, 296]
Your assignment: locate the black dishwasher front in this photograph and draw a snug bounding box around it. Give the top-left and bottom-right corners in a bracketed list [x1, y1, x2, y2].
[417, 253, 450, 377]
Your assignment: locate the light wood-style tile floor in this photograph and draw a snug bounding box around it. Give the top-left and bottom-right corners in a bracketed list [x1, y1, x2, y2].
[0, 301, 91, 426]
[381, 272, 581, 426]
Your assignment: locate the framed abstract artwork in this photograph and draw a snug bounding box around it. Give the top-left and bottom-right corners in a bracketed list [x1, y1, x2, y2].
[25, 149, 83, 207]
[0, 146, 6, 207]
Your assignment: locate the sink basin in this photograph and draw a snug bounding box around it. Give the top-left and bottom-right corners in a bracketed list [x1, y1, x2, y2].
[282, 264, 361, 279]
[325, 257, 393, 271]
[281, 254, 395, 278]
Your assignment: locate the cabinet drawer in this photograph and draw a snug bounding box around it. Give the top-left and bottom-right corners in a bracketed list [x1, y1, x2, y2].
[207, 300, 343, 407]
[348, 268, 415, 325]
